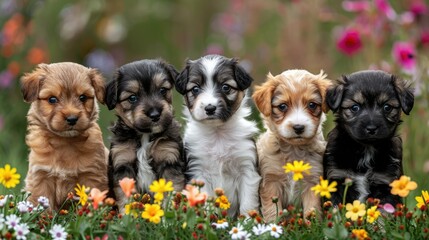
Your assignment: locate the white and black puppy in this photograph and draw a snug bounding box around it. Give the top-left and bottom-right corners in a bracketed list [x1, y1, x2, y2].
[175, 55, 261, 217]
[105, 59, 186, 210]
[323, 70, 414, 206]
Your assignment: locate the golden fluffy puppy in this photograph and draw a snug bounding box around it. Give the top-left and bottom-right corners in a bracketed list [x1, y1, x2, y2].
[253, 69, 331, 221]
[21, 62, 109, 211]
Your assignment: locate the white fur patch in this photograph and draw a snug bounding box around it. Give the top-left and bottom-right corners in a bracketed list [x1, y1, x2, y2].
[355, 174, 370, 202]
[136, 133, 155, 193]
[279, 107, 317, 139]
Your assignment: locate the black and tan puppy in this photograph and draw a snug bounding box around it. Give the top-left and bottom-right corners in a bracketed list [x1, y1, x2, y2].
[323, 70, 414, 205]
[105, 59, 185, 209]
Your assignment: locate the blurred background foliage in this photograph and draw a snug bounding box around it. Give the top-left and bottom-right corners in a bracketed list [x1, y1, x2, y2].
[1, 0, 428, 200]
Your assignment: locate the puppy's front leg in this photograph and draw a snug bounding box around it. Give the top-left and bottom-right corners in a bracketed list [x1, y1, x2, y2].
[259, 176, 283, 222]
[302, 183, 321, 218]
[151, 140, 185, 192]
[239, 171, 261, 216]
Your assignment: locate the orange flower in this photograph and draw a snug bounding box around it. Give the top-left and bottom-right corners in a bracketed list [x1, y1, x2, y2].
[119, 177, 136, 198]
[7, 61, 20, 76]
[182, 184, 207, 207]
[390, 175, 417, 197]
[89, 188, 108, 210]
[27, 47, 48, 65]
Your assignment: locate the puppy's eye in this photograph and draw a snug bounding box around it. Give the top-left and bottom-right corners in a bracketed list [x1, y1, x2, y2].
[79, 95, 87, 102]
[277, 103, 288, 112]
[159, 87, 168, 96]
[350, 104, 360, 112]
[191, 86, 201, 95]
[308, 102, 318, 110]
[48, 97, 58, 104]
[128, 95, 138, 103]
[383, 104, 393, 112]
[221, 84, 231, 93]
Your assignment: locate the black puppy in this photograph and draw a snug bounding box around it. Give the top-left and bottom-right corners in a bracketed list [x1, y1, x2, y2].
[323, 70, 414, 205]
[105, 59, 186, 210]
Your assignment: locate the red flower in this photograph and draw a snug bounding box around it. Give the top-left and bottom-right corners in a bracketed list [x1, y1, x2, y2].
[336, 29, 362, 55]
[392, 42, 416, 71]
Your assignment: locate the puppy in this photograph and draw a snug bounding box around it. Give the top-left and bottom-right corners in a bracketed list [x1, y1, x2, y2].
[21, 62, 109, 211]
[253, 69, 331, 221]
[175, 55, 260, 218]
[323, 70, 414, 206]
[105, 59, 185, 209]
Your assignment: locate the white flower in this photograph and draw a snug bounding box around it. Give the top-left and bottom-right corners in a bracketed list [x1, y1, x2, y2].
[37, 196, 50, 209]
[229, 224, 251, 239]
[212, 219, 229, 230]
[17, 201, 34, 214]
[267, 223, 283, 238]
[5, 214, 21, 229]
[0, 196, 8, 207]
[49, 224, 68, 240]
[252, 223, 268, 235]
[15, 223, 30, 240]
[0, 214, 5, 229]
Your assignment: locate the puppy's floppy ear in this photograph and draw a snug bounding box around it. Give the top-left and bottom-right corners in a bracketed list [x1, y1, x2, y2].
[315, 70, 333, 113]
[105, 71, 120, 110]
[392, 75, 414, 115]
[232, 58, 253, 90]
[326, 76, 346, 112]
[175, 60, 190, 95]
[88, 68, 106, 104]
[21, 63, 48, 103]
[159, 59, 179, 83]
[252, 73, 276, 117]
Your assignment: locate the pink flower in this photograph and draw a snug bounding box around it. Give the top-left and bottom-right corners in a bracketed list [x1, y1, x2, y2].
[342, 0, 370, 12]
[375, 0, 397, 20]
[420, 31, 429, 47]
[381, 203, 395, 213]
[182, 184, 207, 207]
[410, 0, 428, 16]
[119, 177, 136, 198]
[336, 29, 363, 55]
[89, 188, 108, 210]
[392, 42, 416, 71]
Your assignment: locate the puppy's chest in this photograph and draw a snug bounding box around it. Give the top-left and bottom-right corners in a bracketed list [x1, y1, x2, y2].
[136, 134, 155, 193]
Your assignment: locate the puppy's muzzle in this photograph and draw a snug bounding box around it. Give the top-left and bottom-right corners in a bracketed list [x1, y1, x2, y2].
[204, 104, 217, 116]
[147, 108, 162, 122]
[66, 115, 78, 126]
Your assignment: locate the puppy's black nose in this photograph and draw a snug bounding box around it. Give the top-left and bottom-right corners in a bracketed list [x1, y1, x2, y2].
[293, 124, 305, 135]
[366, 125, 378, 135]
[148, 109, 161, 122]
[205, 105, 217, 115]
[66, 116, 78, 126]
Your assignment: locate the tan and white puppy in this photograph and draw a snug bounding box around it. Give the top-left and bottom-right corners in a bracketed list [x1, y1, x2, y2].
[253, 69, 331, 221]
[21, 62, 109, 211]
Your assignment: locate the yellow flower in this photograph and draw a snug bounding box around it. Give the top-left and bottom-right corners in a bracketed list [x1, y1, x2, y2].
[154, 192, 164, 204]
[390, 175, 417, 197]
[415, 190, 429, 208]
[215, 195, 231, 210]
[149, 178, 174, 194]
[124, 203, 139, 218]
[142, 203, 164, 224]
[74, 184, 89, 206]
[352, 229, 369, 240]
[366, 206, 381, 223]
[0, 164, 20, 189]
[311, 177, 337, 199]
[282, 160, 312, 181]
[345, 200, 366, 221]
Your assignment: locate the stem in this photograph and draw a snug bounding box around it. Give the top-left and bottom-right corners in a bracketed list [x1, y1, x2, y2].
[342, 184, 349, 206]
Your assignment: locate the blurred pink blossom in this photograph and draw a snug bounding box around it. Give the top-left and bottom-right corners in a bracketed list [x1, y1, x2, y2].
[409, 0, 428, 16]
[421, 31, 429, 47]
[374, 0, 397, 20]
[336, 28, 363, 55]
[342, 0, 370, 12]
[399, 12, 415, 26]
[392, 42, 416, 71]
[382, 203, 395, 213]
[205, 44, 224, 55]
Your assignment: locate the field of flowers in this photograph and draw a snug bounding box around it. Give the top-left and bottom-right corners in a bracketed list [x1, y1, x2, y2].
[1, 0, 429, 239]
[1, 162, 429, 239]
